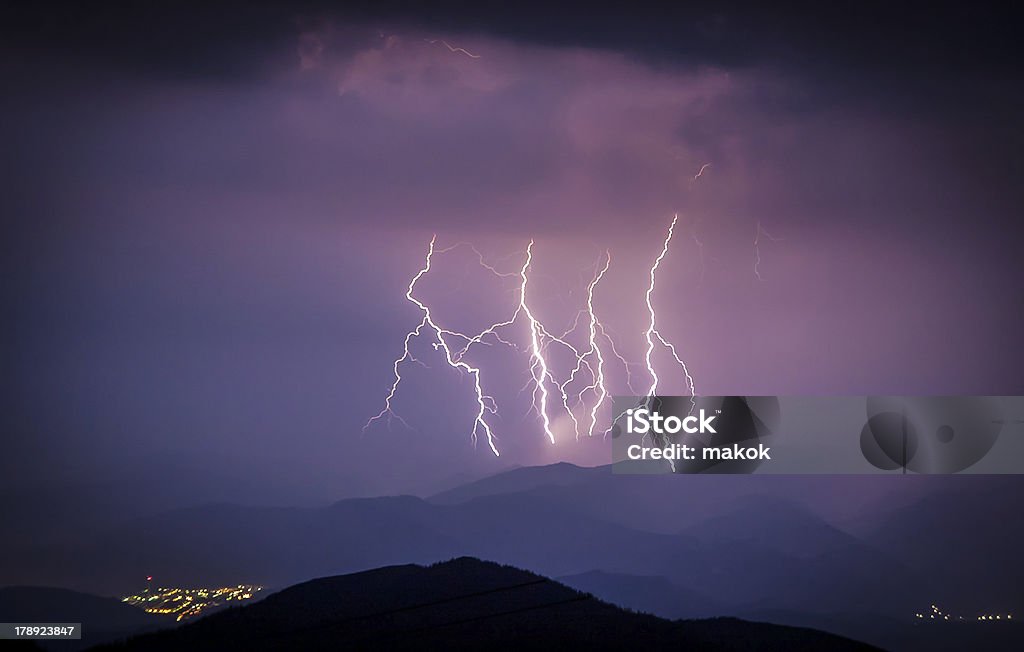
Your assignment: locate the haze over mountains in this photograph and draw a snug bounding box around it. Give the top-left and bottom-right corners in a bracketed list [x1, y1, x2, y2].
[2, 463, 1022, 650]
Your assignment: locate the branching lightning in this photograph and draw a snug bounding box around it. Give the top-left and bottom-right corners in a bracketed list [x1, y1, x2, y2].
[643, 215, 696, 398]
[599, 324, 639, 395]
[753, 220, 781, 281]
[368, 217, 702, 455]
[582, 253, 611, 437]
[557, 252, 612, 438]
[364, 236, 500, 456]
[424, 39, 481, 59]
[518, 241, 558, 443]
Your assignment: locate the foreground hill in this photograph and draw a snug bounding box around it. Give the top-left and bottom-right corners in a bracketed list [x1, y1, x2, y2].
[95, 558, 876, 651]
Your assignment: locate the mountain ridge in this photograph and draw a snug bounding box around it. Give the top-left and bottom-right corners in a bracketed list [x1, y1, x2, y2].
[92, 557, 879, 651]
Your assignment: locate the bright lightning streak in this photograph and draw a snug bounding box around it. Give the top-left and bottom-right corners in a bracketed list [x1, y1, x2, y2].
[506, 242, 597, 442]
[515, 258, 604, 441]
[424, 39, 481, 59]
[644, 215, 696, 398]
[365, 236, 500, 456]
[518, 240, 557, 443]
[370, 224, 701, 450]
[363, 317, 426, 432]
[557, 253, 612, 438]
[372, 237, 599, 448]
[603, 216, 696, 442]
[582, 252, 611, 437]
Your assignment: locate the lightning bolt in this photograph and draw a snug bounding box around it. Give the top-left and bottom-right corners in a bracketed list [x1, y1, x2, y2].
[435, 242, 522, 359]
[365, 236, 500, 456]
[509, 245, 611, 442]
[692, 227, 707, 284]
[692, 163, 711, 182]
[644, 215, 696, 398]
[436, 242, 520, 278]
[363, 317, 425, 433]
[753, 220, 781, 281]
[517, 240, 559, 443]
[603, 215, 698, 445]
[370, 222, 701, 452]
[552, 252, 613, 438]
[582, 253, 611, 437]
[598, 324, 638, 395]
[369, 236, 608, 452]
[424, 39, 481, 59]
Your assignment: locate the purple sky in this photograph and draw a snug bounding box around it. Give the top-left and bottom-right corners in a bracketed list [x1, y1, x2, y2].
[2, 10, 1023, 507]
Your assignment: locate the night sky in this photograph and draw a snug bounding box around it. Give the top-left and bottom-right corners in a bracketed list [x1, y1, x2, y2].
[2, 1, 1022, 511]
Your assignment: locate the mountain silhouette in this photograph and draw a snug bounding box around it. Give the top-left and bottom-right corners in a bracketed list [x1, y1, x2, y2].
[4, 464, 1020, 650]
[93, 558, 877, 651]
[428, 462, 600, 504]
[558, 569, 724, 619]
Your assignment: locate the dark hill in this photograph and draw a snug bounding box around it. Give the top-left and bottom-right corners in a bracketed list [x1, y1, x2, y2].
[0, 586, 164, 651]
[93, 558, 877, 651]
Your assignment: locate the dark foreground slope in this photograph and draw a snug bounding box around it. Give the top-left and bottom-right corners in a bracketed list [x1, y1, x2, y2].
[0, 586, 164, 651]
[95, 558, 876, 651]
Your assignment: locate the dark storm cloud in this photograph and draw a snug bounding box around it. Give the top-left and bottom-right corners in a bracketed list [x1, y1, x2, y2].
[4, 2, 1021, 82]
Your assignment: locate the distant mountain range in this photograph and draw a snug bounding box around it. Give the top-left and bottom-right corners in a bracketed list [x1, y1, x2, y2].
[90, 558, 878, 651]
[2, 463, 1022, 650]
